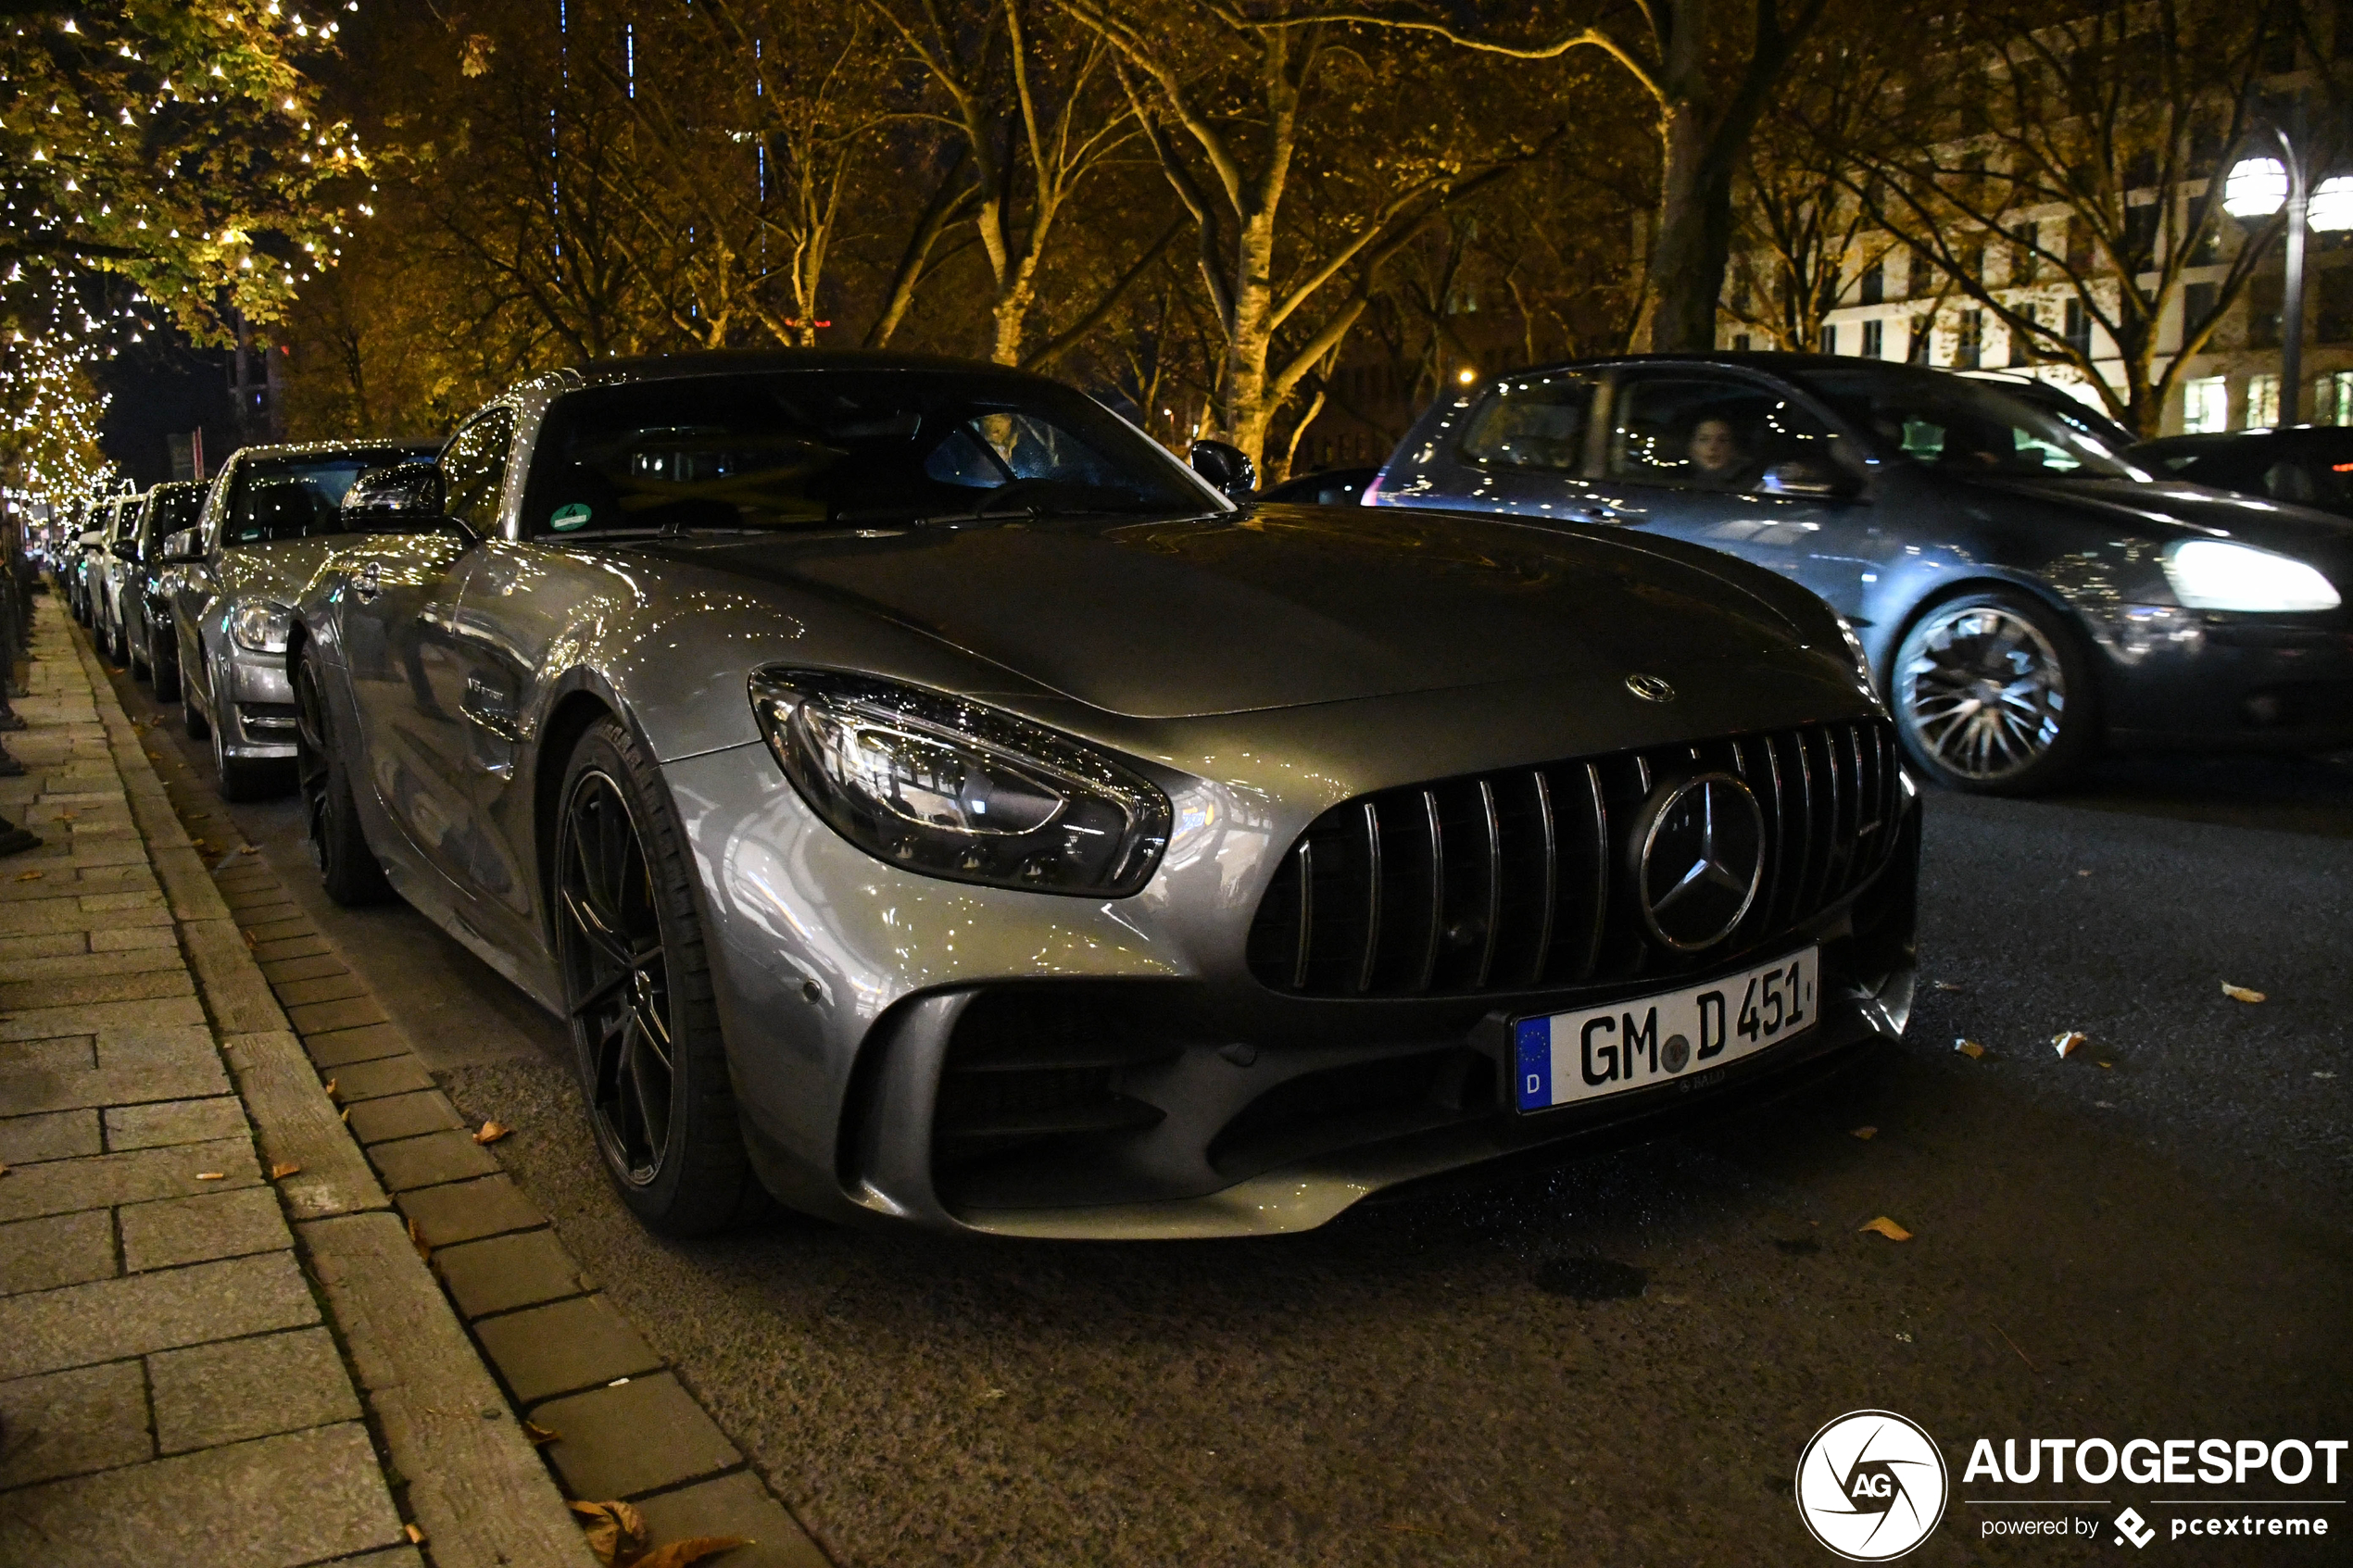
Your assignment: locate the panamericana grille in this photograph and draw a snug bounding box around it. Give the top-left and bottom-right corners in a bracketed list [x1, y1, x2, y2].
[1244, 719, 1901, 998]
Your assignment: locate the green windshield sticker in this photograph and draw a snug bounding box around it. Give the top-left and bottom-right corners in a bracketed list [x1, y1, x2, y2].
[550, 503, 594, 532]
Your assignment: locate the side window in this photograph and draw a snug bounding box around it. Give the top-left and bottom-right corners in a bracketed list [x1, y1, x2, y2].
[441, 409, 516, 533]
[1606, 375, 1836, 494]
[1459, 375, 1597, 471]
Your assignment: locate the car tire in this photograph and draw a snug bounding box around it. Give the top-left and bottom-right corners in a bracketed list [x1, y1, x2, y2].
[294, 644, 392, 905]
[553, 714, 768, 1236]
[1890, 587, 2099, 797]
[152, 632, 180, 704]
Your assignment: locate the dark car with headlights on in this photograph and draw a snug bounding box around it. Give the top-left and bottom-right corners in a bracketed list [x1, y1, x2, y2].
[1369, 355, 2353, 793]
[286, 351, 1918, 1241]
[159, 439, 437, 800]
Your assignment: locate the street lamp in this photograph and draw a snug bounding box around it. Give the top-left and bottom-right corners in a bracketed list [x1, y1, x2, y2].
[2222, 135, 2353, 425]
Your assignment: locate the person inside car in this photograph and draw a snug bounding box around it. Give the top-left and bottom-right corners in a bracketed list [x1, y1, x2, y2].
[1686, 416, 1757, 488]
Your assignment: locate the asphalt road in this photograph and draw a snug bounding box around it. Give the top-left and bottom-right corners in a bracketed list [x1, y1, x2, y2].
[102, 655, 2353, 1568]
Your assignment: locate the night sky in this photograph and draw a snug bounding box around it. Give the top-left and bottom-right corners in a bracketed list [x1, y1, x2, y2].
[94, 336, 239, 488]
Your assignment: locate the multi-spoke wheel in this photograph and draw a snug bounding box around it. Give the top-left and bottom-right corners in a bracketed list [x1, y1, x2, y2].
[554, 716, 765, 1235]
[295, 644, 391, 904]
[1893, 591, 2096, 796]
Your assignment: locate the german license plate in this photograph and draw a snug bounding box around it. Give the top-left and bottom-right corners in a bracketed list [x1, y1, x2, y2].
[1512, 947, 1819, 1112]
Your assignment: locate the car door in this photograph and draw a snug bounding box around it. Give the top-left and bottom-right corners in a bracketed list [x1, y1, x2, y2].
[1595, 368, 1881, 619]
[340, 409, 510, 900]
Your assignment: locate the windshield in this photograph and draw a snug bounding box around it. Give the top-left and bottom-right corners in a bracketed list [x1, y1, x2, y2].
[144, 486, 204, 541]
[1796, 368, 2138, 480]
[222, 453, 410, 545]
[521, 370, 1210, 535]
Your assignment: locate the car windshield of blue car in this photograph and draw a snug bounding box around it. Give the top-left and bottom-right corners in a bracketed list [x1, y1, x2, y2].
[521, 371, 1209, 535]
[1798, 369, 2138, 480]
[223, 457, 396, 544]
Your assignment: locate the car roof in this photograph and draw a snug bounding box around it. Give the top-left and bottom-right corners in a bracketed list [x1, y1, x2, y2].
[2133, 427, 2353, 452]
[545, 347, 1057, 393]
[228, 438, 439, 464]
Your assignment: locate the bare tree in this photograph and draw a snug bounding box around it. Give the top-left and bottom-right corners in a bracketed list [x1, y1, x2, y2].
[1833, 0, 2293, 436]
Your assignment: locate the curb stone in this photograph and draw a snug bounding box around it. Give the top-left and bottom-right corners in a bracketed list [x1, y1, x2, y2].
[99, 615, 837, 1568]
[69, 612, 598, 1568]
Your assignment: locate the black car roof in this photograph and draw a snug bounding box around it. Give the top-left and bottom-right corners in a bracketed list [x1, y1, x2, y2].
[552, 348, 1049, 392]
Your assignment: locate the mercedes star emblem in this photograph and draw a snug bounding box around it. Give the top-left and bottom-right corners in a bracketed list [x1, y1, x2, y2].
[1634, 772, 1766, 951]
[1625, 672, 1675, 703]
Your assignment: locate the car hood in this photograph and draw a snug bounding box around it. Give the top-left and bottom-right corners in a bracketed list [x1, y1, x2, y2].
[1962, 474, 2353, 567]
[634, 505, 1851, 719]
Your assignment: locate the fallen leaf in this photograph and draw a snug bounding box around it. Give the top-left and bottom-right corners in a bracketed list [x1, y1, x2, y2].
[569, 1500, 649, 1567]
[12, 869, 39, 881]
[405, 1524, 425, 1546]
[340, 1106, 351, 1123]
[1858, 1216, 1913, 1241]
[522, 1419, 560, 1445]
[2315, 1072, 2337, 1081]
[1851, 1126, 1878, 1140]
[57, 810, 75, 822]
[0, 1163, 10, 1178]
[237, 844, 259, 855]
[2052, 1031, 2086, 1059]
[2096, 1060, 2113, 1069]
[634, 1538, 753, 1568]
[270, 1161, 302, 1180]
[1931, 980, 1965, 992]
[1894, 1331, 1915, 1343]
[2076, 869, 2092, 876]
[1953, 1038, 1985, 1060]
[2095, 1100, 2116, 1109]
[195, 1171, 226, 1181]
[472, 1120, 512, 1145]
[409, 1215, 431, 1262]
[323, 1078, 339, 1103]
[2221, 983, 2266, 1004]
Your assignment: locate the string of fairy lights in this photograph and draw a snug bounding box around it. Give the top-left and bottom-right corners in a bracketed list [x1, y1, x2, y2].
[0, 2, 372, 516]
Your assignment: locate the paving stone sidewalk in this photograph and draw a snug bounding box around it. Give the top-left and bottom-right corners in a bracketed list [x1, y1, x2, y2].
[0, 597, 592, 1568]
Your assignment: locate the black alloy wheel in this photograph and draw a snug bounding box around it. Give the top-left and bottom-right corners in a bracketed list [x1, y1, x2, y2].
[294, 645, 391, 904]
[554, 717, 764, 1235]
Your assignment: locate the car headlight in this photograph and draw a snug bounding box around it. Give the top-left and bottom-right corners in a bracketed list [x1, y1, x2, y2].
[230, 602, 293, 653]
[749, 670, 1172, 897]
[2162, 540, 2341, 612]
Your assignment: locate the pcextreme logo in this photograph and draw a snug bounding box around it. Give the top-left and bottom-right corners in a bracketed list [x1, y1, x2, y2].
[1795, 1410, 1951, 1562]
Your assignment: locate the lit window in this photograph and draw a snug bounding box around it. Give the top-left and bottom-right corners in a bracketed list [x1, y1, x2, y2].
[2245, 374, 2280, 430]
[2182, 376, 2229, 433]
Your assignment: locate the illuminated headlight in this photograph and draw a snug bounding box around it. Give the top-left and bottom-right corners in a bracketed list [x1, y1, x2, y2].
[2162, 541, 2341, 612]
[749, 670, 1171, 897]
[230, 602, 293, 653]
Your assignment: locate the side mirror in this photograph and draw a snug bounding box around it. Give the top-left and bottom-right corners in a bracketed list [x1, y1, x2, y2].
[1759, 459, 1862, 500]
[1189, 439, 1258, 504]
[343, 461, 449, 532]
[160, 528, 204, 563]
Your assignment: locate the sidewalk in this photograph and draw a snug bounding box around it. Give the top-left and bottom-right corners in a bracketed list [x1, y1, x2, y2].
[0, 596, 593, 1568]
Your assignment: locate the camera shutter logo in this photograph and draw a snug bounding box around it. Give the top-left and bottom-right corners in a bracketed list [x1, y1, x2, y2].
[1794, 1410, 1949, 1561]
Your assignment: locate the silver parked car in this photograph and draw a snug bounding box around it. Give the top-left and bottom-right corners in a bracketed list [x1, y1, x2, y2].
[89, 495, 141, 663]
[159, 440, 435, 800]
[289, 353, 1919, 1240]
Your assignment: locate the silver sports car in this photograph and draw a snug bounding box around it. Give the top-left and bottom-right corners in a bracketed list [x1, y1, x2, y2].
[291, 352, 1919, 1239]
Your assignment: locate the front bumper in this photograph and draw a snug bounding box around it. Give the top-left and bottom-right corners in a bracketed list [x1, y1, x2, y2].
[2091, 605, 2353, 752]
[214, 641, 299, 760]
[672, 744, 1921, 1240]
